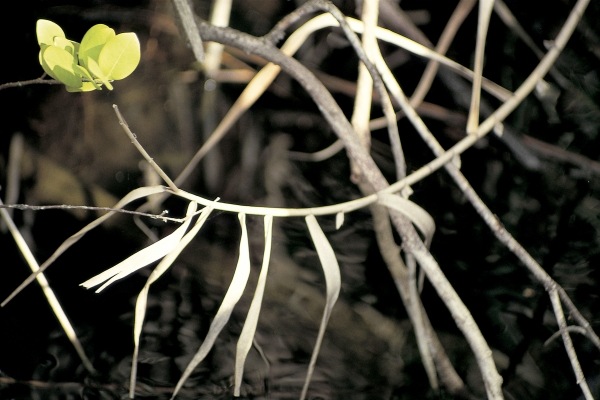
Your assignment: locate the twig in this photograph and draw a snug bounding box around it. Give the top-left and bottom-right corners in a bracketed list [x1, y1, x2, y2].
[409, 0, 477, 109]
[521, 134, 600, 176]
[0, 76, 61, 91]
[351, 0, 378, 153]
[545, 325, 590, 346]
[0, 198, 96, 373]
[0, 203, 180, 222]
[370, 203, 470, 395]
[475, 0, 590, 138]
[370, 0, 597, 396]
[352, 0, 406, 181]
[194, 10, 505, 400]
[466, 0, 494, 134]
[371, 1, 598, 397]
[549, 287, 594, 400]
[275, 0, 405, 183]
[287, 140, 345, 161]
[171, 0, 205, 62]
[354, 0, 436, 390]
[1, 186, 169, 307]
[112, 105, 178, 191]
[157, 8, 513, 201]
[202, 0, 232, 74]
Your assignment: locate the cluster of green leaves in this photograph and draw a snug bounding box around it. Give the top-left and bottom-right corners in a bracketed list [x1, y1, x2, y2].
[36, 19, 141, 92]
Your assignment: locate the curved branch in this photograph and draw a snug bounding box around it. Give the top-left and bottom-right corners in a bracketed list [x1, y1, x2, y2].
[194, 13, 504, 400]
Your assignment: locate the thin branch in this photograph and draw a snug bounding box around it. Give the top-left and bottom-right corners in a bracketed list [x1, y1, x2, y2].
[369, 0, 599, 381]
[113, 105, 178, 191]
[171, 0, 205, 62]
[352, 0, 406, 180]
[466, 0, 494, 134]
[276, 0, 405, 183]
[351, 0, 378, 152]
[0, 203, 180, 222]
[0, 199, 96, 373]
[409, 0, 477, 109]
[152, 8, 512, 203]
[0, 75, 61, 91]
[476, 0, 590, 137]
[549, 287, 594, 400]
[194, 11, 504, 400]
[1, 186, 169, 307]
[287, 139, 345, 161]
[545, 325, 590, 346]
[202, 0, 232, 74]
[370, 202, 470, 396]
[521, 134, 600, 176]
[353, 0, 436, 390]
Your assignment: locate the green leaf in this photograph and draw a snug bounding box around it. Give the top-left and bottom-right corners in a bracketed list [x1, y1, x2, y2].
[79, 24, 115, 68]
[98, 32, 140, 80]
[36, 19, 65, 46]
[38, 45, 48, 71]
[85, 57, 113, 90]
[75, 65, 102, 90]
[66, 81, 98, 93]
[36, 19, 139, 91]
[52, 36, 77, 55]
[40, 46, 82, 89]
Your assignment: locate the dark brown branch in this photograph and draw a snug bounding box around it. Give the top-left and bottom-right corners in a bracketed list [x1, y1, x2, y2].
[0, 76, 61, 91]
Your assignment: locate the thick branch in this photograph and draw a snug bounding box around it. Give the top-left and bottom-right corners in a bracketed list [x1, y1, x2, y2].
[195, 17, 504, 400]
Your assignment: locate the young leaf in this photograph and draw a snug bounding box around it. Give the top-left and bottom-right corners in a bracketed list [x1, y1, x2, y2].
[85, 57, 113, 90]
[36, 19, 65, 46]
[74, 65, 102, 91]
[79, 24, 115, 68]
[35, 19, 139, 91]
[66, 83, 96, 93]
[52, 36, 77, 55]
[98, 32, 141, 80]
[39, 46, 82, 89]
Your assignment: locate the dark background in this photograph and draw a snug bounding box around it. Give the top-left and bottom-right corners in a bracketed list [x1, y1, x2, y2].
[1, 1, 599, 399]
